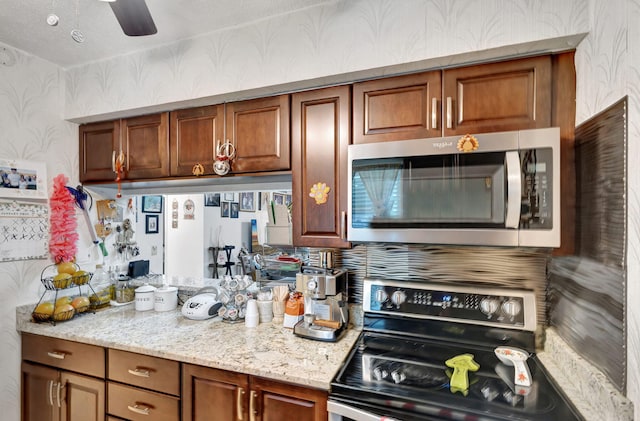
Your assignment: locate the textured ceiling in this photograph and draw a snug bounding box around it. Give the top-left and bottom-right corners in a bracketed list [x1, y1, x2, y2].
[0, 0, 330, 69]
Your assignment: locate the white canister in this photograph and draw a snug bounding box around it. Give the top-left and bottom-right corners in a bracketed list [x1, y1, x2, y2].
[154, 286, 178, 312]
[134, 284, 156, 311]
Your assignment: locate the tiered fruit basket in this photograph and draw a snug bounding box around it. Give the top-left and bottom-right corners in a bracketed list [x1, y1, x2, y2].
[31, 263, 100, 324]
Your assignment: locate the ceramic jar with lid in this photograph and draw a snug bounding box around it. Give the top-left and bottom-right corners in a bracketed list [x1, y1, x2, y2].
[134, 283, 156, 311]
[154, 286, 178, 312]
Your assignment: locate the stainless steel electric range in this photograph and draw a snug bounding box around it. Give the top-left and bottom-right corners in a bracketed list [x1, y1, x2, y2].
[328, 279, 584, 421]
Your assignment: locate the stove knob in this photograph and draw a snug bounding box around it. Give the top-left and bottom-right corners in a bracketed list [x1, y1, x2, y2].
[374, 288, 388, 303]
[480, 298, 500, 316]
[501, 299, 522, 317]
[391, 290, 407, 306]
[391, 370, 406, 384]
[373, 366, 388, 381]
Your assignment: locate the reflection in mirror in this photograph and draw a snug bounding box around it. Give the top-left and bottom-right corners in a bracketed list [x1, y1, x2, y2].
[93, 189, 292, 283]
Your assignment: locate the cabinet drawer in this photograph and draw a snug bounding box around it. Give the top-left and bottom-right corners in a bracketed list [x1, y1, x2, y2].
[108, 382, 180, 421]
[22, 333, 105, 378]
[108, 349, 180, 396]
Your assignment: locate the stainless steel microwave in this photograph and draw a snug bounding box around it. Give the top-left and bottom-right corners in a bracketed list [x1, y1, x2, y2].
[347, 127, 560, 247]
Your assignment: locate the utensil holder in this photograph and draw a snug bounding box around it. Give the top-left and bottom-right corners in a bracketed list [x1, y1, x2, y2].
[272, 300, 285, 324]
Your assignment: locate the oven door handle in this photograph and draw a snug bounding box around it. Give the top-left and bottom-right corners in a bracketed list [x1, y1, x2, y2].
[327, 401, 400, 421]
[505, 151, 522, 229]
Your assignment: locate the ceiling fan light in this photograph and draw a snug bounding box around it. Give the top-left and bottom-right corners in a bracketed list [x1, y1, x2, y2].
[98, 0, 117, 3]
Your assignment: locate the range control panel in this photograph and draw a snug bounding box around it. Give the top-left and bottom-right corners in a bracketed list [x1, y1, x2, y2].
[363, 279, 537, 331]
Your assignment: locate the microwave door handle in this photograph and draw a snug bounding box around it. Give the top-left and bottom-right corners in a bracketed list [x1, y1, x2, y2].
[505, 151, 522, 229]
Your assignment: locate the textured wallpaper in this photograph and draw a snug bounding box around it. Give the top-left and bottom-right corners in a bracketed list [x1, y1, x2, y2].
[2, 0, 640, 420]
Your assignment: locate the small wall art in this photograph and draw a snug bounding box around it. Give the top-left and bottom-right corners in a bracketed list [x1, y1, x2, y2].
[221, 201, 230, 217]
[205, 193, 220, 207]
[142, 195, 163, 213]
[240, 192, 255, 212]
[230, 202, 239, 218]
[145, 215, 159, 234]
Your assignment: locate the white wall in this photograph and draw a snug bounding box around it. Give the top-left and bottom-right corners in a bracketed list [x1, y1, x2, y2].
[164, 194, 205, 281]
[3, 1, 640, 420]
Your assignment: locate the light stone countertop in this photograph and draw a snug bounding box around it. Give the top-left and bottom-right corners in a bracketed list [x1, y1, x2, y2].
[16, 304, 360, 391]
[538, 328, 634, 421]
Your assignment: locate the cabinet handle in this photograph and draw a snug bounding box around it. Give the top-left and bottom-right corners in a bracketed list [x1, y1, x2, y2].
[112, 150, 116, 172]
[431, 97, 438, 129]
[56, 382, 63, 408]
[47, 351, 66, 360]
[48, 380, 55, 407]
[127, 403, 152, 415]
[236, 387, 245, 421]
[446, 97, 453, 129]
[249, 391, 257, 421]
[341, 211, 347, 240]
[128, 368, 151, 378]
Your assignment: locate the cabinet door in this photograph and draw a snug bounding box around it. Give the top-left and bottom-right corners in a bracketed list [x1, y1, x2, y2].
[182, 363, 249, 421]
[21, 362, 59, 421]
[225, 95, 290, 173]
[251, 377, 328, 421]
[291, 86, 350, 248]
[121, 113, 170, 179]
[353, 71, 441, 144]
[60, 371, 105, 421]
[79, 120, 120, 182]
[442, 55, 552, 135]
[170, 105, 224, 177]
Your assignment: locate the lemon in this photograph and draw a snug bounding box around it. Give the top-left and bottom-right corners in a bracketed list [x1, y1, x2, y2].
[56, 262, 77, 275]
[55, 296, 73, 307]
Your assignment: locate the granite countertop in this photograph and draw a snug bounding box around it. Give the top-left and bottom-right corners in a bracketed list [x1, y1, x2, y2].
[16, 304, 360, 391]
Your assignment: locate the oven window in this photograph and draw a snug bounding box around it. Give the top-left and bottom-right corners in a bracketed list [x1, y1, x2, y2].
[351, 152, 507, 229]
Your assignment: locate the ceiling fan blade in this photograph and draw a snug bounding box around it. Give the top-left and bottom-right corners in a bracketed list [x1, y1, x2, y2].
[109, 0, 157, 36]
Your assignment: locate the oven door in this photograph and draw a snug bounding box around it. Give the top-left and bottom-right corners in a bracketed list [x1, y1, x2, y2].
[328, 399, 449, 421]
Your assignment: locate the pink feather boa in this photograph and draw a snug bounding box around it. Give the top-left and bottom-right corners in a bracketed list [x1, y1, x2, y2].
[49, 174, 78, 263]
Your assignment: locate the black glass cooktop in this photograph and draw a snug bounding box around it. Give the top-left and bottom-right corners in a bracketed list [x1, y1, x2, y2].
[331, 330, 583, 421]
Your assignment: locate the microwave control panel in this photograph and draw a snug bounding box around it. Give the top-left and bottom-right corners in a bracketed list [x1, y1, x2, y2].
[520, 147, 553, 230]
[363, 279, 537, 331]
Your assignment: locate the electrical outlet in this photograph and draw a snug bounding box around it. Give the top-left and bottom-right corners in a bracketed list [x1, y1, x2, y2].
[151, 246, 157, 256]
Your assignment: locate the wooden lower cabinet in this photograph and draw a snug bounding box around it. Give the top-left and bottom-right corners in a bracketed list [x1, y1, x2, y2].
[182, 363, 328, 421]
[107, 382, 180, 421]
[22, 361, 105, 421]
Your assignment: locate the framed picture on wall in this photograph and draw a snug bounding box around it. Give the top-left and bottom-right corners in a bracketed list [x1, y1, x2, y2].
[145, 215, 159, 234]
[240, 192, 255, 212]
[142, 195, 163, 213]
[273, 192, 285, 205]
[230, 202, 239, 218]
[205, 193, 220, 207]
[223, 192, 235, 201]
[221, 201, 230, 217]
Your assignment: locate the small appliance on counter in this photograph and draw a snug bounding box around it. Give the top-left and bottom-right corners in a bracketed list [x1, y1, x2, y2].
[293, 260, 348, 342]
[181, 287, 222, 320]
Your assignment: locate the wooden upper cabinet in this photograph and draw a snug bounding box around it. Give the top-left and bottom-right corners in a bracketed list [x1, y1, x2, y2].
[79, 120, 120, 183]
[122, 113, 170, 179]
[291, 86, 350, 248]
[443, 55, 552, 135]
[225, 95, 291, 173]
[170, 105, 224, 177]
[353, 71, 442, 144]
